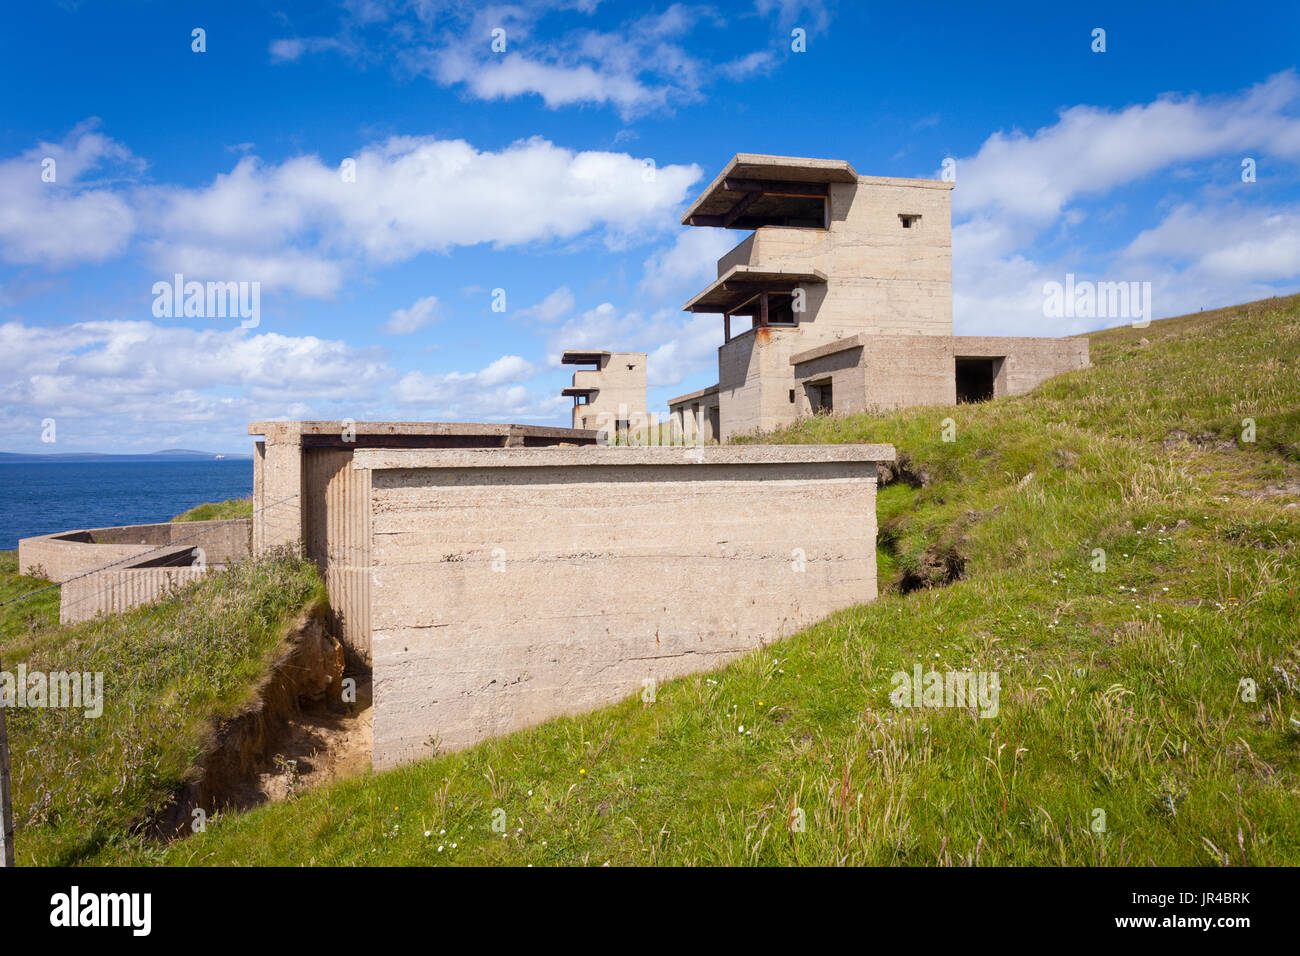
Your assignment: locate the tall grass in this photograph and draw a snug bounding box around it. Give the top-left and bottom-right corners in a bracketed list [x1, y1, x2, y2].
[0, 548, 323, 865]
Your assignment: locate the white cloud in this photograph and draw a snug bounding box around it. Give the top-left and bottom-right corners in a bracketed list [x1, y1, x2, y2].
[950, 72, 1300, 333]
[639, 227, 736, 302]
[382, 295, 443, 334]
[0, 126, 139, 269]
[389, 354, 545, 419]
[0, 319, 392, 450]
[515, 286, 575, 323]
[951, 70, 1300, 231]
[142, 135, 701, 298]
[271, 1, 824, 119]
[1124, 203, 1300, 283]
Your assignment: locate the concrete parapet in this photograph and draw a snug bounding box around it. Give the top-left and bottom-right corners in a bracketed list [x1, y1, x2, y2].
[351, 443, 895, 768]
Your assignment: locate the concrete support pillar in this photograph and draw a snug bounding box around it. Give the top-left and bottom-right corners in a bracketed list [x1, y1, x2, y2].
[255, 427, 304, 552]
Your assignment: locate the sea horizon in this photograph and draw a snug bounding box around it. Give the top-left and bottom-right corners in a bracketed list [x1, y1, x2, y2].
[0, 459, 253, 551]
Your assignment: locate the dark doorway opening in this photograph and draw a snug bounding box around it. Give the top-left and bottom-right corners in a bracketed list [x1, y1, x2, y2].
[955, 358, 997, 403]
[807, 379, 833, 413]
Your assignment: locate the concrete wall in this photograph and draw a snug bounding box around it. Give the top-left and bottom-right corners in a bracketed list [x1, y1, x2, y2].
[249, 421, 602, 661]
[354, 444, 893, 768]
[952, 335, 1091, 398]
[18, 519, 249, 583]
[303, 447, 373, 664]
[712, 177, 954, 343]
[60, 566, 210, 624]
[17, 518, 250, 624]
[667, 386, 721, 443]
[718, 329, 810, 439]
[790, 333, 1091, 414]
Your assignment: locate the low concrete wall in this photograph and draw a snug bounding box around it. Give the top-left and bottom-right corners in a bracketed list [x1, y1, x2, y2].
[791, 332, 1090, 413]
[353, 444, 894, 769]
[250, 421, 602, 664]
[18, 519, 250, 582]
[17, 519, 251, 624]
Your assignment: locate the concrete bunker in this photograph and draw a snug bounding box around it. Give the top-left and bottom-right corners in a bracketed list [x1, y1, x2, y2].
[249, 421, 601, 666]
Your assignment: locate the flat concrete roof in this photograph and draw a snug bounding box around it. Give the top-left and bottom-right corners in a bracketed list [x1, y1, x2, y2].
[666, 383, 720, 407]
[353, 444, 895, 470]
[560, 350, 610, 364]
[249, 421, 593, 438]
[682, 154, 859, 225]
[790, 335, 869, 365]
[249, 421, 602, 448]
[684, 265, 826, 313]
[560, 387, 598, 396]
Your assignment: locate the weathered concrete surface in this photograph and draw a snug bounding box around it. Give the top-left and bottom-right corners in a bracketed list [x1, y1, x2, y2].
[675, 154, 1089, 440]
[18, 519, 249, 583]
[667, 384, 721, 442]
[790, 333, 1091, 413]
[354, 444, 894, 768]
[249, 421, 602, 663]
[17, 518, 251, 624]
[60, 564, 208, 624]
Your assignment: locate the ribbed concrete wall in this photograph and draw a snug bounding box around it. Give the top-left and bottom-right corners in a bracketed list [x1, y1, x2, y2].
[304, 447, 372, 664]
[355, 444, 893, 769]
[60, 566, 210, 624]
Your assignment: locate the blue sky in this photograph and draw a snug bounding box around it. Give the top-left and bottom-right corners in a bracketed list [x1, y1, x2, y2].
[1, 0, 1298, 453]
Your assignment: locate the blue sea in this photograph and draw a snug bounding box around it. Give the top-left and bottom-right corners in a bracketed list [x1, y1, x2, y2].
[0, 460, 253, 550]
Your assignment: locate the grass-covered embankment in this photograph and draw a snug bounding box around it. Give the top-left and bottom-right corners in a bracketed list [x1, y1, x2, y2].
[132, 294, 1300, 866]
[0, 548, 324, 865]
[172, 497, 253, 522]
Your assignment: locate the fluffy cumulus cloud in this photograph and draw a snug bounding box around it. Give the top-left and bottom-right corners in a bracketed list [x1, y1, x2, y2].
[0, 319, 391, 450]
[269, 1, 818, 119]
[1, 129, 701, 300]
[638, 227, 737, 302]
[144, 135, 698, 297]
[949, 71, 1300, 334]
[389, 354, 547, 419]
[0, 318, 573, 449]
[0, 125, 140, 269]
[515, 286, 576, 324]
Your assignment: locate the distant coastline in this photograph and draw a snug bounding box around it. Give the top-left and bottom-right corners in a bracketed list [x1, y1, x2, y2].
[0, 449, 252, 464]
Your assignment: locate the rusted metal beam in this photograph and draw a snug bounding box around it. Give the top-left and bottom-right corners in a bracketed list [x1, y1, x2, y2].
[722, 190, 762, 227]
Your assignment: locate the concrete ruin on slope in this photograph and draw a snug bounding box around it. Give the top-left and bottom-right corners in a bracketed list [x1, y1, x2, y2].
[243, 429, 894, 768]
[591, 153, 1089, 442]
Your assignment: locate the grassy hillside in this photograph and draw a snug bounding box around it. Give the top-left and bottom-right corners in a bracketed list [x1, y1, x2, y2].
[0, 549, 324, 865]
[125, 293, 1300, 867]
[172, 497, 253, 522]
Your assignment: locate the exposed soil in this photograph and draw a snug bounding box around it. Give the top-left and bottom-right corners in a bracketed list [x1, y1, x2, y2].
[877, 452, 932, 488]
[898, 544, 967, 593]
[257, 672, 372, 802]
[147, 601, 371, 838]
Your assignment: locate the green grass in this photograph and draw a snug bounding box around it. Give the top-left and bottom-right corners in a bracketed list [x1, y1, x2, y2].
[0, 551, 60, 648]
[117, 293, 1300, 867]
[172, 497, 253, 522]
[0, 548, 324, 865]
